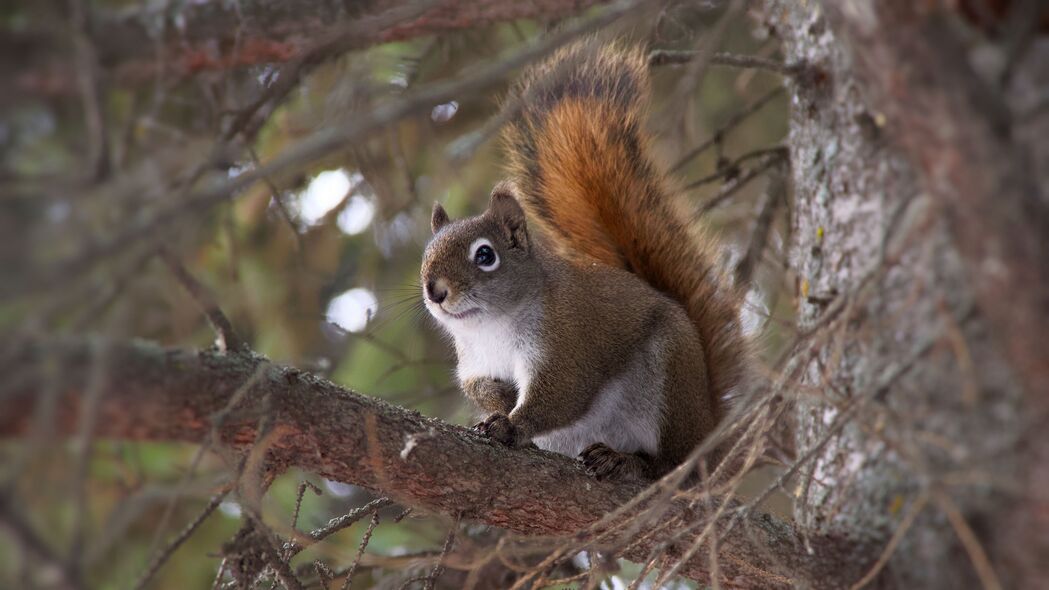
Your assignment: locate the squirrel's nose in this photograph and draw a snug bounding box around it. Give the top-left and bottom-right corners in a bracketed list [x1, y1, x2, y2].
[426, 279, 448, 304]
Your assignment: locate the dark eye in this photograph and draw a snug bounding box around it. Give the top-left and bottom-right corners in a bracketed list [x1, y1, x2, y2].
[470, 239, 500, 271]
[474, 245, 496, 267]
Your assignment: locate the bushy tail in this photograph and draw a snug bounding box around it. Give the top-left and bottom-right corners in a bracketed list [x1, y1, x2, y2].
[502, 41, 748, 406]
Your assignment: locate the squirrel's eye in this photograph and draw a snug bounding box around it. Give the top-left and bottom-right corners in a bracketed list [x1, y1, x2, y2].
[469, 239, 500, 271]
[475, 245, 497, 268]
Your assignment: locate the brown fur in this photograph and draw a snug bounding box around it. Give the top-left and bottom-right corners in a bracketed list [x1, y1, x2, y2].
[420, 42, 747, 481]
[503, 42, 748, 422]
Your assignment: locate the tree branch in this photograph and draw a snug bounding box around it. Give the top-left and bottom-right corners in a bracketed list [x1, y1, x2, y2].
[9, 0, 615, 98]
[1, 337, 879, 589]
[7, 1, 637, 302]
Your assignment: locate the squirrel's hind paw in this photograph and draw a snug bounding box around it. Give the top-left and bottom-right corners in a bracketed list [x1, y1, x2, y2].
[579, 443, 650, 482]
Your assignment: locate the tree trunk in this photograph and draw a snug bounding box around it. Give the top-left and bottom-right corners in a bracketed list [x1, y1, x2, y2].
[763, 1, 1047, 587]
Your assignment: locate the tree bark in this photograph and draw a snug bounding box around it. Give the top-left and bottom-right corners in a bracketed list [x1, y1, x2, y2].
[763, 1, 1045, 587]
[0, 337, 877, 589]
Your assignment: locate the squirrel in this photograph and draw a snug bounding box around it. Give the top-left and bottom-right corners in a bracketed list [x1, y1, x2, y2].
[420, 41, 748, 481]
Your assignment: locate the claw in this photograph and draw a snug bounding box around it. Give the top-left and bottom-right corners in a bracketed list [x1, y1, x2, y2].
[578, 442, 623, 481]
[577, 442, 649, 482]
[473, 413, 516, 446]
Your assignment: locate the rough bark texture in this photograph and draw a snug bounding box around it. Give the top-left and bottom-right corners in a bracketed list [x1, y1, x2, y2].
[764, 1, 1044, 588]
[0, 337, 877, 589]
[9, 0, 611, 96]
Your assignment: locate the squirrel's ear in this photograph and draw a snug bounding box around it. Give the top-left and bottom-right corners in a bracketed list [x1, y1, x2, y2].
[489, 183, 529, 250]
[431, 202, 450, 234]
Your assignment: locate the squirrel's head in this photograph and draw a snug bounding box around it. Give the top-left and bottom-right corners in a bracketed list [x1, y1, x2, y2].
[421, 183, 540, 328]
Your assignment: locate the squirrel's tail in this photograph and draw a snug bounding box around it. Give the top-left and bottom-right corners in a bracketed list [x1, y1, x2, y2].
[502, 41, 748, 406]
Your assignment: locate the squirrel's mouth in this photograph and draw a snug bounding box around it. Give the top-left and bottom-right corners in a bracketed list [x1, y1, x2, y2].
[440, 306, 481, 320]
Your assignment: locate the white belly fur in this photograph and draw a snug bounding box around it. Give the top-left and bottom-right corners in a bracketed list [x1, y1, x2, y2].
[453, 315, 538, 396]
[451, 310, 666, 460]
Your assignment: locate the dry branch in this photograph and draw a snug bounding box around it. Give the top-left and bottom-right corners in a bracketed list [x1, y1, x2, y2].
[0, 337, 879, 589]
[8, 1, 637, 302]
[8, 0, 615, 97]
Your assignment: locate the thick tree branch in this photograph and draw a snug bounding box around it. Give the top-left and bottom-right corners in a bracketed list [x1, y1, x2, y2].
[0, 337, 879, 589]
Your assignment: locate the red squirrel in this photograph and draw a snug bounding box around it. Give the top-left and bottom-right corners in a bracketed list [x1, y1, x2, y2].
[421, 42, 748, 481]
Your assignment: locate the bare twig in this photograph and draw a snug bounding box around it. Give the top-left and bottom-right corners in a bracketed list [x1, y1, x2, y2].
[9, 0, 621, 94]
[663, 0, 744, 130]
[684, 146, 787, 189]
[936, 491, 1004, 590]
[339, 512, 382, 590]
[670, 86, 784, 173]
[649, 49, 804, 77]
[248, 511, 307, 590]
[68, 0, 110, 179]
[292, 480, 323, 533]
[222, 1, 441, 144]
[131, 487, 231, 590]
[285, 498, 394, 560]
[695, 149, 787, 213]
[13, 0, 643, 302]
[211, 558, 228, 590]
[735, 164, 787, 286]
[0, 494, 84, 590]
[422, 514, 461, 590]
[446, 99, 522, 164]
[159, 247, 247, 353]
[849, 491, 930, 589]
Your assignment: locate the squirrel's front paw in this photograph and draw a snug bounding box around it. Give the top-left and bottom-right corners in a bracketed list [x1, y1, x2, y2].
[579, 443, 647, 482]
[473, 413, 518, 447]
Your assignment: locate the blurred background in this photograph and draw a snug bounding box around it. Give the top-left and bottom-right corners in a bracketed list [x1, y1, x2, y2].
[1, 1, 792, 587]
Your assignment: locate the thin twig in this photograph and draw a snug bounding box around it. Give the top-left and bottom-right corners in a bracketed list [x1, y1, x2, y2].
[935, 491, 1004, 590]
[0, 494, 84, 590]
[131, 486, 232, 590]
[142, 364, 268, 570]
[446, 99, 522, 164]
[849, 491, 930, 589]
[247, 146, 305, 258]
[292, 480, 323, 532]
[684, 146, 787, 189]
[649, 49, 804, 77]
[69, 0, 110, 179]
[211, 558, 228, 590]
[315, 560, 335, 590]
[397, 575, 430, 590]
[249, 512, 307, 590]
[422, 513, 461, 590]
[671, 86, 785, 173]
[18, 0, 643, 302]
[284, 497, 393, 559]
[338, 511, 381, 590]
[68, 338, 114, 580]
[695, 150, 786, 212]
[159, 247, 247, 353]
[735, 163, 787, 286]
[222, 0, 441, 143]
